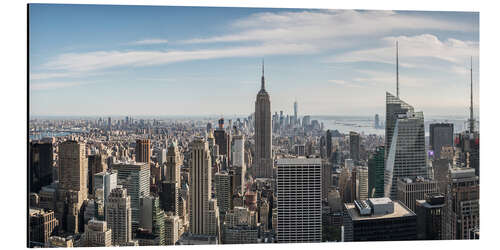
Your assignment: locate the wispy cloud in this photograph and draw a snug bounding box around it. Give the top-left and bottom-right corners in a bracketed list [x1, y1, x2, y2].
[42, 43, 317, 72]
[326, 34, 478, 73]
[30, 81, 86, 91]
[34, 10, 477, 84]
[129, 38, 169, 45]
[183, 10, 469, 45]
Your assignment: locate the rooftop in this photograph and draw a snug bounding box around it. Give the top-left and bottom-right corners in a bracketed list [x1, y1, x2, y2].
[276, 158, 322, 165]
[345, 200, 415, 221]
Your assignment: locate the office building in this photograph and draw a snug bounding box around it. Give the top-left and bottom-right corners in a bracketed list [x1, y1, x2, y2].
[343, 198, 417, 241]
[189, 138, 219, 236]
[416, 193, 446, 240]
[83, 219, 112, 247]
[29, 208, 58, 246]
[397, 176, 438, 212]
[214, 118, 231, 162]
[276, 158, 322, 243]
[164, 213, 181, 245]
[111, 162, 150, 230]
[88, 153, 108, 195]
[368, 146, 385, 198]
[444, 168, 479, 240]
[106, 187, 132, 246]
[349, 132, 360, 162]
[429, 123, 454, 159]
[29, 141, 53, 193]
[135, 139, 151, 165]
[94, 171, 117, 204]
[58, 140, 88, 198]
[356, 166, 369, 200]
[139, 195, 165, 245]
[326, 130, 333, 160]
[222, 225, 259, 244]
[384, 93, 427, 199]
[254, 62, 273, 178]
[215, 172, 233, 214]
[164, 140, 181, 185]
[232, 133, 246, 194]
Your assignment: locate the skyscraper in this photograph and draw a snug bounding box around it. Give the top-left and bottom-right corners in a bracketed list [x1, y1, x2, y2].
[384, 92, 427, 199]
[189, 138, 219, 236]
[293, 100, 298, 126]
[416, 193, 446, 240]
[135, 139, 151, 165]
[58, 140, 88, 197]
[159, 140, 182, 216]
[397, 176, 438, 212]
[232, 133, 246, 194]
[349, 131, 360, 162]
[111, 162, 150, 230]
[254, 61, 273, 178]
[94, 171, 118, 211]
[368, 146, 385, 198]
[215, 172, 234, 215]
[429, 123, 454, 159]
[326, 130, 333, 160]
[164, 140, 181, 185]
[444, 168, 479, 240]
[276, 158, 322, 243]
[385, 92, 413, 161]
[214, 118, 231, 163]
[29, 141, 53, 193]
[106, 187, 133, 246]
[88, 153, 108, 195]
[139, 195, 165, 245]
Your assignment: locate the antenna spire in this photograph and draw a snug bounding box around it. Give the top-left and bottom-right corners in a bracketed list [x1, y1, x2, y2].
[261, 59, 265, 90]
[469, 56, 474, 133]
[396, 41, 399, 98]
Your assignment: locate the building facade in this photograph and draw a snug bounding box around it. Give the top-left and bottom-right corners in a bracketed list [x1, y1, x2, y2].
[106, 187, 132, 246]
[276, 158, 322, 243]
[254, 63, 273, 178]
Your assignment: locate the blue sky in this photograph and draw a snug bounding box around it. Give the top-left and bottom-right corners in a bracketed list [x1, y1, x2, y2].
[29, 4, 479, 117]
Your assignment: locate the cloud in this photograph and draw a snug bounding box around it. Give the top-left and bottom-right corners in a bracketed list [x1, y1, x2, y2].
[43, 43, 317, 72]
[129, 39, 169, 45]
[30, 81, 86, 91]
[328, 79, 348, 85]
[35, 10, 477, 82]
[183, 10, 469, 45]
[328, 34, 478, 67]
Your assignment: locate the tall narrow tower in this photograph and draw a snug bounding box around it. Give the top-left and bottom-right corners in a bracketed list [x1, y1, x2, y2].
[254, 60, 273, 178]
[396, 41, 399, 98]
[469, 57, 475, 134]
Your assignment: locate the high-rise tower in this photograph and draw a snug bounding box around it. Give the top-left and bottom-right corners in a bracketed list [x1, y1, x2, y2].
[189, 138, 219, 236]
[254, 60, 273, 178]
[384, 93, 427, 199]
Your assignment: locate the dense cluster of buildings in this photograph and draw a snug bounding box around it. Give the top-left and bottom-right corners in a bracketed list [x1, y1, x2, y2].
[28, 58, 479, 247]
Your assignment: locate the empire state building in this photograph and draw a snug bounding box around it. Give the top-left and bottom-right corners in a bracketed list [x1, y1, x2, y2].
[254, 61, 273, 178]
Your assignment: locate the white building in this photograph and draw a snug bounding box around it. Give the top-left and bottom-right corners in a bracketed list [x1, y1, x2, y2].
[276, 158, 322, 243]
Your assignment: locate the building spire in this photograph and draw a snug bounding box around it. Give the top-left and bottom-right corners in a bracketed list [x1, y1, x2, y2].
[396, 41, 399, 98]
[469, 56, 475, 134]
[261, 59, 265, 90]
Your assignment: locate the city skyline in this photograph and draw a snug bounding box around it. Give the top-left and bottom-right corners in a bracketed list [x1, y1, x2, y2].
[29, 5, 479, 117]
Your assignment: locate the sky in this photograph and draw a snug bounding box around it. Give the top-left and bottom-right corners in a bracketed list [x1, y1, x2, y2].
[28, 4, 479, 117]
